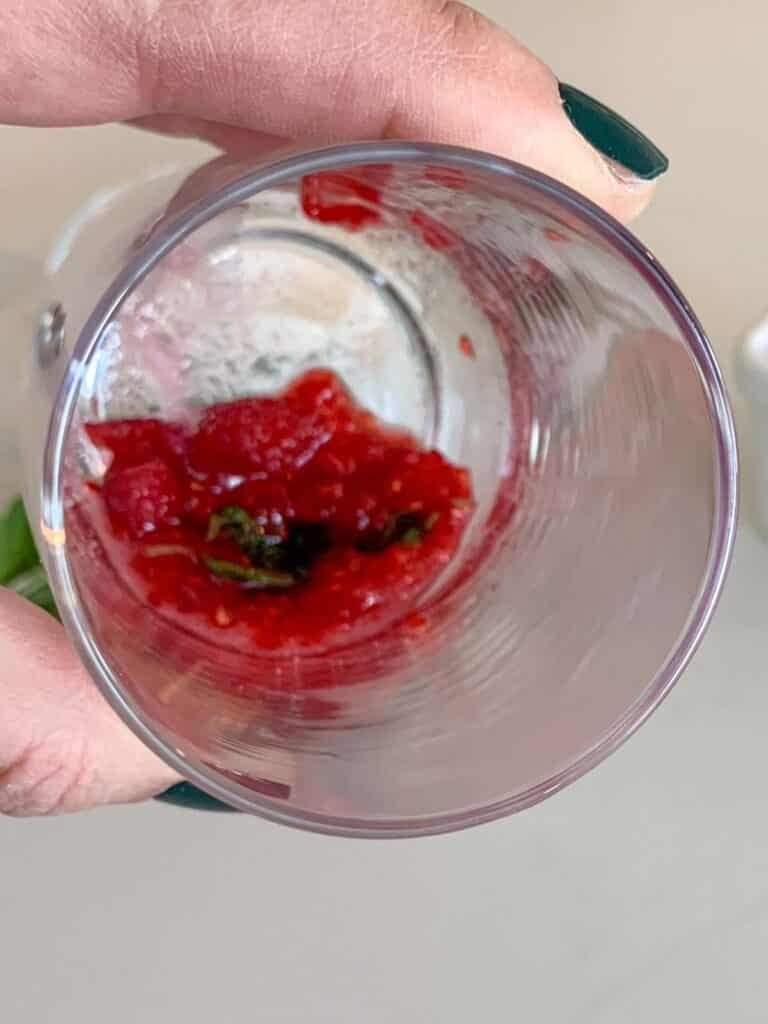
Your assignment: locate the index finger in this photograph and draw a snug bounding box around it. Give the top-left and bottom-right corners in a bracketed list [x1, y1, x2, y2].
[1, 0, 664, 221]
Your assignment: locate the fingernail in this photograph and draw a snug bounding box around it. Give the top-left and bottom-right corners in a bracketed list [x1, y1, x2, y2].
[155, 781, 239, 812]
[558, 83, 669, 181]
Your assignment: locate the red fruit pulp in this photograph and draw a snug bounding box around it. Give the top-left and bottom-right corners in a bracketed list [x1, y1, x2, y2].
[85, 369, 473, 657]
[300, 169, 388, 230]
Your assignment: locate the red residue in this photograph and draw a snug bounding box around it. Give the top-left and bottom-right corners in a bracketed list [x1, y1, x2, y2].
[408, 209, 456, 251]
[404, 611, 429, 636]
[458, 334, 476, 359]
[301, 170, 385, 230]
[424, 165, 467, 190]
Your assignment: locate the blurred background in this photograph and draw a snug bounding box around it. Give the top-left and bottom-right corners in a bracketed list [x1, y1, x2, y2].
[2, 1, 768, 1020]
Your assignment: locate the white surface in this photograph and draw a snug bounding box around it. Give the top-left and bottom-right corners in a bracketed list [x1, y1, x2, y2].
[3, 1, 768, 1021]
[737, 317, 768, 533]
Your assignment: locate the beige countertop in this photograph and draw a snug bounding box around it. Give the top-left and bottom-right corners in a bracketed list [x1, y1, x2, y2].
[3, 2, 768, 1021]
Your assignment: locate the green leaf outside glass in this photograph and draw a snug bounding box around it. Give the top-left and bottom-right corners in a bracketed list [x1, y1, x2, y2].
[0, 495, 60, 619]
[0, 496, 39, 584]
[7, 564, 58, 617]
[0, 495, 213, 811]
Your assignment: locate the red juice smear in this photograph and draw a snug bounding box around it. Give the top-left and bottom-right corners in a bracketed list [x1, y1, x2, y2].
[423, 165, 467, 190]
[408, 209, 456, 251]
[300, 169, 387, 230]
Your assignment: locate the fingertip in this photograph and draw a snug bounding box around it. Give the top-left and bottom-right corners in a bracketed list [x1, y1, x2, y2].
[558, 83, 668, 183]
[555, 82, 667, 222]
[0, 589, 179, 816]
[585, 152, 660, 223]
[525, 96, 663, 224]
[607, 174, 658, 224]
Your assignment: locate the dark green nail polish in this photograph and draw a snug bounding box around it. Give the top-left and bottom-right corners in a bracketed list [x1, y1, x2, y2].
[558, 83, 669, 181]
[155, 781, 239, 812]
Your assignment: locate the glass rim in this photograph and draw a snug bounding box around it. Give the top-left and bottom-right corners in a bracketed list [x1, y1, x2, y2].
[40, 141, 738, 837]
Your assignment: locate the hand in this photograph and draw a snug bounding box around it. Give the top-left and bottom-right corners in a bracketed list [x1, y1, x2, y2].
[0, 0, 667, 815]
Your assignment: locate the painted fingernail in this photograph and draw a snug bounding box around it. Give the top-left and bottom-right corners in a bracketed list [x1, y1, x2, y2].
[558, 83, 669, 181]
[155, 781, 239, 812]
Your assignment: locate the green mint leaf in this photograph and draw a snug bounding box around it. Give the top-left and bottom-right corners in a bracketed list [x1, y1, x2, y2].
[207, 507, 330, 581]
[207, 505, 287, 569]
[207, 505, 253, 543]
[6, 564, 60, 619]
[357, 511, 436, 552]
[203, 556, 296, 589]
[401, 526, 424, 546]
[0, 496, 40, 584]
[206, 513, 225, 543]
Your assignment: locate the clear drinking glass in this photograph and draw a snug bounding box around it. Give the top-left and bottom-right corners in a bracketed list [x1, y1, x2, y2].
[7, 142, 736, 836]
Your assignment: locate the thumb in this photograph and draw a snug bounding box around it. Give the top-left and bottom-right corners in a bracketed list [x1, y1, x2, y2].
[1, 0, 667, 222]
[0, 590, 179, 815]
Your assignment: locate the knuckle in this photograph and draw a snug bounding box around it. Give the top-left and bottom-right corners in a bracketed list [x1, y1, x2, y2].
[423, 0, 550, 91]
[0, 735, 91, 816]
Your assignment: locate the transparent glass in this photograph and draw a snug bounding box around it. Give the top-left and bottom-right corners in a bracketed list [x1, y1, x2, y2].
[10, 143, 736, 837]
